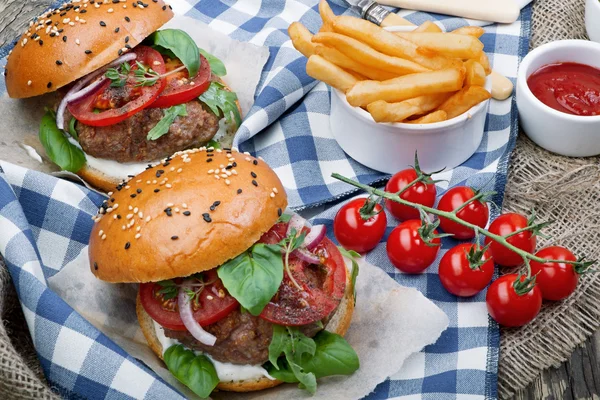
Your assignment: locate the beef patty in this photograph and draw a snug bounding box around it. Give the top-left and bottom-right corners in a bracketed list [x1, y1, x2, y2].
[74, 100, 220, 163]
[164, 310, 323, 365]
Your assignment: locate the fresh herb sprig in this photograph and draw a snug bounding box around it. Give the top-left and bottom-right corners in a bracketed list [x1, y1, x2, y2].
[105, 62, 131, 87]
[279, 228, 307, 291]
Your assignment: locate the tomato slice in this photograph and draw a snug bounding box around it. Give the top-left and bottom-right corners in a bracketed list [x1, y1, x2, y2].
[150, 54, 211, 108]
[139, 270, 239, 331]
[258, 223, 347, 326]
[68, 46, 166, 127]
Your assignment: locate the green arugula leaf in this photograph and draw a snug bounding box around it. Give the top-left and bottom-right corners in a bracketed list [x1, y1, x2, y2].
[278, 213, 292, 223]
[148, 29, 200, 77]
[338, 247, 361, 305]
[299, 331, 359, 378]
[163, 344, 218, 399]
[199, 81, 242, 128]
[147, 104, 188, 141]
[155, 280, 178, 300]
[198, 48, 227, 76]
[39, 111, 86, 173]
[205, 139, 221, 150]
[267, 357, 299, 382]
[68, 118, 78, 141]
[217, 243, 283, 315]
[268, 325, 289, 368]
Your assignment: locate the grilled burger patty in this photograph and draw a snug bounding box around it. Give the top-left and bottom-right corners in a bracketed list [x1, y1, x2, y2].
[70, 100, 220, 163]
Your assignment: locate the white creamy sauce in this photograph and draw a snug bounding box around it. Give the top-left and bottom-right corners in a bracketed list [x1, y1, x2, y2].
[21, 144, 43, 164]
[152, 321, 275, 382]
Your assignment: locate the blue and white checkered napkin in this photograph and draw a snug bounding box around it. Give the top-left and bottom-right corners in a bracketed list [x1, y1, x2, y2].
[0, 0, 532, 398]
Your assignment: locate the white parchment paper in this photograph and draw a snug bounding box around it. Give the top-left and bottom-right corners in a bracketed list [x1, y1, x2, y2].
[0, 15, 269, 175]
[49, 250, 448, 400]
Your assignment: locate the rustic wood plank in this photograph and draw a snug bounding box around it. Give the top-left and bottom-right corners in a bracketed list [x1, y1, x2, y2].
[0, 0, 598, 399]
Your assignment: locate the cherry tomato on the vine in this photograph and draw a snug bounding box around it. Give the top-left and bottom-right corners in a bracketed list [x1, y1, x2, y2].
[438, 243, 495, 297]
[385, 168, 436, 221]
[437, 186, 489, 239]
[386, 219, 440, 274]
[530, 246, 578, 301]
[486, 274, 542, 327]
[485, 213, 536, 267]
[334, 197, 387, 253]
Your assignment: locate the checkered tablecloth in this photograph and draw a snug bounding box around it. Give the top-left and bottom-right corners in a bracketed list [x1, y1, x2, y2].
[0, 0, 532, 398]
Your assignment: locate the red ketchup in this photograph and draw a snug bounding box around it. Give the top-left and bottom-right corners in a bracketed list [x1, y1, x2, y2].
[526, 62, 600, 116]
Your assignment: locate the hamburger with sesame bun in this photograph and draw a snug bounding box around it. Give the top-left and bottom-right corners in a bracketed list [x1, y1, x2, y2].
[88, 149, 359, 396]
[5, 0, 242, 192]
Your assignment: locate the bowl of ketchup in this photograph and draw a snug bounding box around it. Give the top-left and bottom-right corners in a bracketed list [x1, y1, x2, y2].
[517, 40, 600, 157]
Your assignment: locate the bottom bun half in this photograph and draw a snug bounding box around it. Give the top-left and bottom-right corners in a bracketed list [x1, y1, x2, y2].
[136, 266, 355, 393]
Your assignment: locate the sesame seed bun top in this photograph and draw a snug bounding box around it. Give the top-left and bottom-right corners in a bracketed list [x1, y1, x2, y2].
[88, 147, 288, 283]
[5, 0, 174, 99]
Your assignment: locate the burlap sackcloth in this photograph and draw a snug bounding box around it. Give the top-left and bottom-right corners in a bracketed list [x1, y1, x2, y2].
[0, 0, 598, 398]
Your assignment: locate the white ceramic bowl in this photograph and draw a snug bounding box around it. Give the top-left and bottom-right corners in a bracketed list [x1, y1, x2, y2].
[329, 78, 491, 174]
[586, 0, 600, 43]
[516, 40, 600, 157]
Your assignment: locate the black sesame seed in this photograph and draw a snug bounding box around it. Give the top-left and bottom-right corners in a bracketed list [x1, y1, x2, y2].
[113, 0, 120, 3]
[62, 36, 67, 42]
[130, 194, 137, 198]
[58, 29, 63, 33]
[154, 189, 160, 193]
[47, 81, 52, 88]
[237, 189, 242, 194]
[171, 236, 179, 240]
[49, 32, 56, 37]
[169, 5, 172, 9]
[225, 165, 233, 170]
[56, 60, 62, 65]
[162, 5, 166, 10]
[118, 49, 123, 56]
[213, 201, 221, 207]
[110, 198, 115, 202]
[164, 208, 172, 216]
[202, 213, 212, 223]
[125, 16, 130, 22]
[46, 20, 52, 25]
[125, 242, 131, 250]
[81, 9, 87, 13]
[253, 160, 258, 165]
[136, 189, 142, 194]
[125, 44, 132, 50]
[278, 208, 282, 217]
[128, 175, 135, 178]
[163, 161, 170, 167]
[232, 162, 237, 167]
[39, 40, 44, 46]
[115, 27, 120, 33]
[251, 172, 257, 178]
[60, 11, 66, 16]
[94, 262, 98, 270]
[85, 49, 92, 54]
[183, 211, 191, 216]
[100, 21, 106, 27]
[125, 36, 130, 43]
[252, 180, 258, 187]
[206, 158, 213, 163]
[153, 0, 158, 2]
[133, 2, 137, 7]
[117, 214, 122, 219]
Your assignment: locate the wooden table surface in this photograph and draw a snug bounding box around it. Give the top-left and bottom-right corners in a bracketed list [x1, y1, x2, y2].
[0, 0, 598, 399]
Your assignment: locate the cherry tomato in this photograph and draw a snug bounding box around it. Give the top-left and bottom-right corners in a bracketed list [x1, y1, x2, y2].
[530, 246, 578, 301]
[486, 274, 542, 327]
[386, 219, 440, 274]
[385, 168, 436, 221]
[438, 243, 495, 297]
[258, 223, 347, 326]
[139, 270, 238, 331]
[68, 46, 166, 127]
[484, 213, 536, 267]
[151, 54, 211, 108]
[333, 197, 387, 253]
[437, 186, 489, 239]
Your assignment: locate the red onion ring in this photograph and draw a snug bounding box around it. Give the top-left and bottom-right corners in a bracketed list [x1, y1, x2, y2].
[56, 53, 137, 130]
[286, 213, 306, 236]
[293, 247, 321, 264]
[303, 224, 326, 250]
[177, 280, 217, 346]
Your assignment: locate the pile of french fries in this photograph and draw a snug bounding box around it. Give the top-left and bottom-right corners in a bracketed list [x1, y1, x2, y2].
[288, 1, 492, 124]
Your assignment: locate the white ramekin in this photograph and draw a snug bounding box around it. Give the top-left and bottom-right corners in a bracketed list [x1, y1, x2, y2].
[329, 78, 491, 174]
[586, 0, 600, 43]
[516, 40, 600, 157]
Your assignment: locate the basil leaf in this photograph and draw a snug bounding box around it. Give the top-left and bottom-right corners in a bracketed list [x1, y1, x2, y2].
[199, 81, 242, 128]
[68, 118, 78, 141]
[266, 358, 300, 383]
[198, 48, 226, 77]
[148, 29, 200, 77]
[163, 345, 219, 399]
[268, 325, 288, 368]
[39, 111, 86, 173]
[147, 104, 187, 141]
[300, 330, 359, 378]
[278, 213, 292, 223]
[217, 243, 283, 315]
[338, 247, 360, 305]
[287, 353, 317, 394]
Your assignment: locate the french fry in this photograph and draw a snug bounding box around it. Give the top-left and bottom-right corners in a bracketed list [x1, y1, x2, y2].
[312, 32, 430, 75]
[464, 60, 486, 86]
[346, 68, 465, 107]
[438, 86, 491, 119]
[407, 110, 448, 124]
[289, 22, 317, 58]
[366, 93, 451, 123]
[395, 32, 484, 59]
[451, 26, 485, 38]
[314, 45, 397, 81]
[319, 0, 336, 32]
[479, 52, 492, 75]
[332, 17, 455, 70]
[414, 20, 442, 33]
[306, 55, 358, 93]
